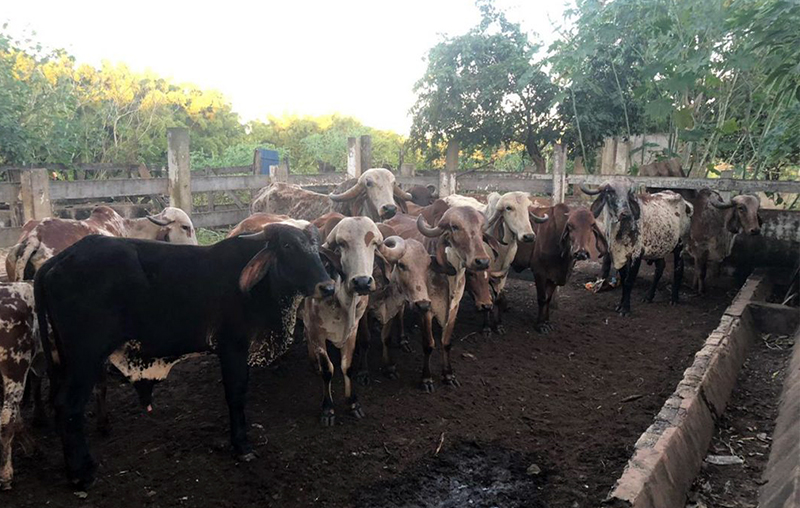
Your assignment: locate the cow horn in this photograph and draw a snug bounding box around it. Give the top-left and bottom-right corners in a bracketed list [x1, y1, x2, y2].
[417, 214, 443, 237]
[146, 214, 173, 227]
[378, 236, 406, 263]
[710, 197, 735, 209]
[529, 212, 549, 223]
[393, 183, 413, 201]
[329, 181, 364, 202]
[579, 183, 602, 195]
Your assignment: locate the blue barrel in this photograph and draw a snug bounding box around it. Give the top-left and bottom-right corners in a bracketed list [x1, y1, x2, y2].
[257, 149, 280, 175]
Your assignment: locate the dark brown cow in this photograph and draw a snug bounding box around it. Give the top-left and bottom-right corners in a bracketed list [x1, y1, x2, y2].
[0, 283, 38, 490]
[387, 207, 494, 391]
[6, 206, 196, 282]
[406, 185, 438, 206]
[686, 190, 762, 293]
[513, 204, 607, 332]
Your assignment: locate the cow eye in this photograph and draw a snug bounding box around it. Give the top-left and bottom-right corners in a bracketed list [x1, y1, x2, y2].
[450, 225, 459, 232]
[505, 206, 513, 211]
[397, 263, 407, 271]
[365, 179, 373, 187]
[181, 225, 191, 231]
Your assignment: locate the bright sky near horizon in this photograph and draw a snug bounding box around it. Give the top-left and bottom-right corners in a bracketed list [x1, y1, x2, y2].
[3, 0, 569, 134]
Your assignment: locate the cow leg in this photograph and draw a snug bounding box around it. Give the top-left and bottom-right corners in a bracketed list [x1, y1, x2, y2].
[56, 365, 102, 489]
[217, 339, 255, 461]
[671, 245, 685, 305]
[342, 333, 364, 419]
[440, 308, 460, 388]
[29, 374, 47, 428]
[314, 348, 336, 426]
[695, 250, 709, 295]
[534, 273, 551, 333]
[481, 308, 492, 338]
[1, 371, 26, 490]
[354, 315, 371, 386]
[493, 292, 507, 335]
[643, 259, 665, 303]
[397, 306, 412, 353]
[94, 366, 110, 436]
[381, 319, 398, 379]
[419, 311, 435, 393]
[616, 257, 642, 316]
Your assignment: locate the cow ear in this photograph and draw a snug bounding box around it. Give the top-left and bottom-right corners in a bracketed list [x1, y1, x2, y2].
[757, 213, 764, 227]
[319, 246, 343, 278]
[239, 246, 275, 293]
[374, 250, 393, 282]
[593, 224, 608, 257]
[725, 209, 741, 234]
[629, 193, 641, 220]
[482, 233, 501, 258]
[430, 255, 457, 276]
[590, 195, 605, 218]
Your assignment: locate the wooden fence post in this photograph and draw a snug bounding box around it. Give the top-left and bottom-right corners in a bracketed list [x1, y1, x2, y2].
[19, 168, 52, 222]
[347, 137, 362, 179]
[440, 139, 459, 197]
[167, 128, 192, 215]
[271, 159, 289, 183]
[552, 143, 566, 204]
[360, 135, 372, 171]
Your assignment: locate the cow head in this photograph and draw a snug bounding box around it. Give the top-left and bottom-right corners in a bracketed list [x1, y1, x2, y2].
[407, 185, 438, 206]
[582, 180, 640, 233]
[321, 217, 383, 295]
[145, 207, 198, 245]
[561, 207, 608, 261]
[711, 194, 762, 236]
[465, 268, 501, 312]
[486, 191, 548, 244]
[329, 168, 412, 220]
[238, 223, 334, 299]
[417, 206, 492, 272]
[378, 237, 433, 312]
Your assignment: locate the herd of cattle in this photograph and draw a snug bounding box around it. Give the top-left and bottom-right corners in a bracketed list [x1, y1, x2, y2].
[0, 167, 762, 491]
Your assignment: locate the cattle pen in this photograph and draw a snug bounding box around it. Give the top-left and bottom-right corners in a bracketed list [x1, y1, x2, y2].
[0, 130, 799, 508]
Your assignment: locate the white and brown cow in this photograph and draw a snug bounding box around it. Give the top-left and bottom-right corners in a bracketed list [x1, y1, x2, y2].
[6, 206, 197, 281]
[251, 168, 413, 222]
[0, 283, 38, 490]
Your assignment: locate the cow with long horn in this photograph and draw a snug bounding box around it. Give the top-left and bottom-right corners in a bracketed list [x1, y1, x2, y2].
[686, 189, 762, 294]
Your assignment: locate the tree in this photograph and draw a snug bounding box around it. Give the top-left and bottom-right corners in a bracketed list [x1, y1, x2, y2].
[410, 1, 561, 172]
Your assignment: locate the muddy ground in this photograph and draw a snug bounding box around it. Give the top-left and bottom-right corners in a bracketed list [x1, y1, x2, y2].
[4, 263, 736, 508]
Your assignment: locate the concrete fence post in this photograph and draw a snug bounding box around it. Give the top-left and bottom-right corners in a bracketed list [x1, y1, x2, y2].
[720, 170, 734, 201]
[19, 168, 52, 222]
[440, 139, 459, 197]
[360, 135, 372, 171]
[167, 128, 192, 215]
[399, 163, 416, 177]
[271, 159, 289, 183]
[347, 137, 362, 179]
[552, 143, 567, 204]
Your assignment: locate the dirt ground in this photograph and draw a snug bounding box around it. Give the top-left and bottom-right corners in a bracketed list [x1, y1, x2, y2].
[4, 263, 736, 508]
[686, 329, 794, 508]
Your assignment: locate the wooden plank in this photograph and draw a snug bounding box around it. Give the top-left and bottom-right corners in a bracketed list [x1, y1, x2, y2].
[289, 174, 348, 186]
[49, 178, 168, 200]
[567, 174, 800, 193]
[20, 168, 52, 220]
[457, 172, 553, 194]
[0, 227, 22, 248]
[191, 175, 271, 192]
[191, 209, 250, 229]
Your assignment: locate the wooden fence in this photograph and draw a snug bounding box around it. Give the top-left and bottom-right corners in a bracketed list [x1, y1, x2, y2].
[0, 131, 798, 248]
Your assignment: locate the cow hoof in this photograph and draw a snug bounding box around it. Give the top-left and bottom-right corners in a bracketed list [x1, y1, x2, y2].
[670, 299, 680, 306]
[642, 296, 654, 303]
[534, 323, 551, 334]
[70, 477, 96, 492]
[494, 325, 506, 336]
[0, 479, 11, 491]
[618, 309, 631, 317]
[421, 379, 435, 393]
[400, 342, 412, 353]
[350, 403, 365, 419]
[237, 451, 259, 463]
[354, 371, 371, 386]
[320, 410, 336, 427]
[382, 365, 399, 380]
[482, 327, 492, 338]
[443, 375, 461, 388]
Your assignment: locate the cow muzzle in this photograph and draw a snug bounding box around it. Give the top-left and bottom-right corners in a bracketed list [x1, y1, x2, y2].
[472, 257, 490, 270]
[380, 204, 397, 219]
[415, 300, 431, 312]
[749, 227, 761, 236]
[315, 281, 336, 298]
[574, 249, 590, 261]
[520, 233, 535, 243]
[351, 276, 374, 295]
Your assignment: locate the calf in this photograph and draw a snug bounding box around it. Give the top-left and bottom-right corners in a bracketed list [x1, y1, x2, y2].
[251, 168, 413, 222]
[513, 205, 607, 332]
[686, 190, 762, 294]
[7, 206, 196, 282]
[387, 207, 493, 391]
[582, 181, 693, 316]
[302, 217, 394, 425]
[0, 283, 38, 490]
[35, 225, 333, 489]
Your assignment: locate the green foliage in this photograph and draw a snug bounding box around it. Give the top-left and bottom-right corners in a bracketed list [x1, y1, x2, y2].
[410, 0, 561, 171]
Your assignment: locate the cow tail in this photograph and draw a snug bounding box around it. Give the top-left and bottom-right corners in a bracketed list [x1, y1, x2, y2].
[15, 237, 40, 281]
[33, 263, 58, 374]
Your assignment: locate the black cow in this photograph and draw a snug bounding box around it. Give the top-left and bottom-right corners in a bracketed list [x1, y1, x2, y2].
[34, 224, 333, 489]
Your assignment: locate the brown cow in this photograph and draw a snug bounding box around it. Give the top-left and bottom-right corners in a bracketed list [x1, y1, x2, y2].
[0, 283, 38, 490]
[387, 207, 494, 391]
[513, 204, 608, 333]
[686, 190, 762, 294]
[227, 213, 310, 238]
[251, 168, 413, 222]
[6, 206, 197, 281]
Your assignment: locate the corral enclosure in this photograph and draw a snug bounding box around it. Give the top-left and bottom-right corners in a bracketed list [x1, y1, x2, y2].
[0, 131, 799, 508]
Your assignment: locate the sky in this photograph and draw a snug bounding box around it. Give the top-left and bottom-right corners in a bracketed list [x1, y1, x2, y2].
[2, 0, 570, 134]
